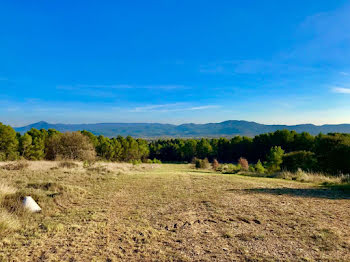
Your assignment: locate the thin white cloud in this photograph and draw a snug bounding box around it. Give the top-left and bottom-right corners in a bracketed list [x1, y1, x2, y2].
[130, 103, 220, 113]
[130, 103, 185, 112]
[332, 87, 350, 94]
[190, 105, 220, 110]
[340, 72, 350, 76]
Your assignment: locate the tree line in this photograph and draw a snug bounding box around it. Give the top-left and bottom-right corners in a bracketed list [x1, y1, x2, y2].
[1, 122, 350, 174]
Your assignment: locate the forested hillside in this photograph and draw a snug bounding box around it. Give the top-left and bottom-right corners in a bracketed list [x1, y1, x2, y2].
[2, 122, 350, 175]
[14, 120, 350, 137]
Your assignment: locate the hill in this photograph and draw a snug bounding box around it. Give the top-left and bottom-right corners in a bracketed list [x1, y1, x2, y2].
[13, 120, 350, 137]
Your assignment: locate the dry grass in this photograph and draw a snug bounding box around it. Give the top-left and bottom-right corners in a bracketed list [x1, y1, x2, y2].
[0, 162, 349, 261]
[0, 160, 29, 171]
[58, 160, 80, 169]
[276, 169, 343, 184]
[0, 211, 20, 236]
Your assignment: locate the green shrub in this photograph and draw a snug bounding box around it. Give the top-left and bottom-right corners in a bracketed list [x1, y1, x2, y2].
[146, 158, 161, 164]
[221, 163, 241, 174]
[248, 166, 255, 172]
[254, 160, 266, 174]
[131, 159, 142, 165]
[195, 158, 210, 169]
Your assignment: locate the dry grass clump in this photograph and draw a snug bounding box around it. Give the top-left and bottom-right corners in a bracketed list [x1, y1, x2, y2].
[58, 161, 79, 169]
[0, 184, 16, 197]
[86, 165, 111, 174]
[0, 211, 20, 236]
[0, 183, 20, 236]
[276, 169, 342, 184]
[1, 161, 29, 171]
[340, 174, 350, 184]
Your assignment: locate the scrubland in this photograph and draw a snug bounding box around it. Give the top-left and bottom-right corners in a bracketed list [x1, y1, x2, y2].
[0, 161, 349, 261]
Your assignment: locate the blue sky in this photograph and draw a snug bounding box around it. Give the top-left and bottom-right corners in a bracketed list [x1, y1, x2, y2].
[1, 0, 350, 126]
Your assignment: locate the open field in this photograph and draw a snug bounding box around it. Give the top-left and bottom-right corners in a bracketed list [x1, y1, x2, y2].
[0, 162, 349, 261]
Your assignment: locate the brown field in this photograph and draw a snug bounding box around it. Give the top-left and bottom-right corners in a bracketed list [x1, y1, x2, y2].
[0, 161, 349, 261]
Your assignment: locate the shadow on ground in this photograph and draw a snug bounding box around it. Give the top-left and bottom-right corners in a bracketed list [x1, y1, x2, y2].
[227, 187, 350, 200]
[188, 170, 215, 174]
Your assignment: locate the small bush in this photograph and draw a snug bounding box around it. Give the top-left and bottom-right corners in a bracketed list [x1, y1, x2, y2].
[152, 158, 162, 164]
[131, 159, 142, 165]
[221, 163, 241, 174]
[1, 161, 29, 171]
[83, 160, 95, 168]
[254, 160, 266, 174]
[238, 157, 249, 171]
[248, 166, 255, 172]
[195, 158, 210, 169]
[58, 161, 79, 169]
[147, 158, 162, 164]
[212, 159, 220, 171]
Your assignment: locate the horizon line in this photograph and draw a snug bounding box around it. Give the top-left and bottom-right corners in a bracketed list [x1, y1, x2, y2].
[10, 120, 350, 128]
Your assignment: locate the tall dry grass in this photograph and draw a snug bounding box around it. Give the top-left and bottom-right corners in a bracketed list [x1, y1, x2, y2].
[276, 169, 343, 184]
[0, 182, 20, 236]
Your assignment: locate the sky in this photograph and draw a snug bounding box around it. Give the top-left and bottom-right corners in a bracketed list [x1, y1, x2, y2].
[1, 0, 350, 126]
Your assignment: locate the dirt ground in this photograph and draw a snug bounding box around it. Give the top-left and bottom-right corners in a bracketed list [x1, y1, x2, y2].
[0, 162, 349, 261]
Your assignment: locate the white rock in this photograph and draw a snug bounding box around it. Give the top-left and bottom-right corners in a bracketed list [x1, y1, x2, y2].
[22, 196, 42, 212]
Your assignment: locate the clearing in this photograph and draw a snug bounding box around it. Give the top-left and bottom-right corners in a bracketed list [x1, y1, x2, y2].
[0, 162, 349, 261]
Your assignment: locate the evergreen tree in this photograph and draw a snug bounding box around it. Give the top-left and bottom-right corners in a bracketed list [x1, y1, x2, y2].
[19, 133, 32, 158]
[266, 146, 285, 172]
[0, 122, 19, 160]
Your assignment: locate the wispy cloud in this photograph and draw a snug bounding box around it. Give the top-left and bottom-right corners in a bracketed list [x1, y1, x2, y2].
[57, 84, 133, 90]
[190, 105, 220, 110]
[332, 87, 350, 94]
[130, 103, 220, 113]
[340, 72, 350, 76]
[130, 103, 185, 112]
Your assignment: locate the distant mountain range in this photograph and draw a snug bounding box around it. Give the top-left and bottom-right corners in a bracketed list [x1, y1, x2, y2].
[13, 120, 350, 138]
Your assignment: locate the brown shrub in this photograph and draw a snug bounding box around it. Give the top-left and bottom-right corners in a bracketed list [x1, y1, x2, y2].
[238, 157, 249, 171]
[47, 132, 96, 161]
[212, 159, 220, 171]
